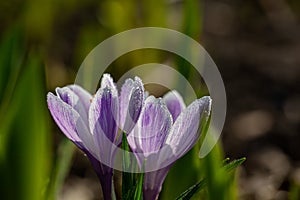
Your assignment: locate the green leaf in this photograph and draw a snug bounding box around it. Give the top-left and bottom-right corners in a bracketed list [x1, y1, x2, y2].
[223, 158, 246, 172]
[0, 26, 24, 106]
[175, 157, 246, 200]
[222, 157, 230, 165]
[175, 0, 202, 90]
[121, 131, 134, 199]
[175, 179, 207, 200]
[0, 54, 52, 200]
[121, 131, 144, 200]
[132, 173, 144, 200]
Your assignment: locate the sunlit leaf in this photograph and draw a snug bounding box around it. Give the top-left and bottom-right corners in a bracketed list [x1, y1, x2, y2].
[223, 158, 246, 172]
[175, 157, 245, 200]
[132, 173, 144, 200]
[0, 55, 52, 200]
[122, 131, 134, 199]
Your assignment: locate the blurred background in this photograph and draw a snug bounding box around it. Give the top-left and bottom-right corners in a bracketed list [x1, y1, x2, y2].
[0, 0, 299, 200]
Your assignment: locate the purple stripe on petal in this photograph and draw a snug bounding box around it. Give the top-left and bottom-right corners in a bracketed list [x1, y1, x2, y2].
[119, 76, 144, 133]
[55, 87, 76, 106]
[163, 90, 186, 121]
[89, 87, 119, 142]
[89, 86, 119, 165]
[166, 96, 212, 158]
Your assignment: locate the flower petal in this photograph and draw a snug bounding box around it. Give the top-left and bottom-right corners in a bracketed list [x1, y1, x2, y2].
[68, 84, 92, 110]
[165, 96, 212, 158]
[143, 166, 171, 200]
[55, 86, 89, 123]
[85, 152, 113, 200]
[47, 92, 82, 144]
[142, 96, 211, 200]
[89, 85, 119, 164]
[163, 90, 186, 121]
[128, 96, 173, 158]
[48, 91, 96, 154]
[119, 76, 144, 133]
[119, 78, 134, 129]
[101, 73, 116, 89]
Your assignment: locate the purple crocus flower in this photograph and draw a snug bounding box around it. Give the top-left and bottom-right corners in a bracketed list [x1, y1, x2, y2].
[127, 91, 212, 200]
[47, 74, 144, 200]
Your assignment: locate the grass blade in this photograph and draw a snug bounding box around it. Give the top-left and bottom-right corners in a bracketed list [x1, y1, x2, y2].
[122, 131, 134, 199]
[175, 157, 246, 200]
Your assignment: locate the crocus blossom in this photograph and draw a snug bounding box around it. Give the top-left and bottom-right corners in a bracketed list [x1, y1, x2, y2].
[47, 73, 211, 200]
[47, 74, 144, 200]
[127, 91, 212, 200]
